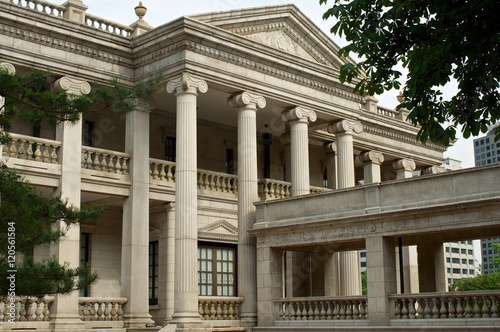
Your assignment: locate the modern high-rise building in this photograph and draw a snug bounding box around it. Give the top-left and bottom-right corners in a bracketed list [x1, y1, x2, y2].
[481, 238, 500, 274]
[444, 241, 479, 286]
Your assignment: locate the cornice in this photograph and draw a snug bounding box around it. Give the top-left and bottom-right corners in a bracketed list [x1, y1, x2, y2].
[363, 124, 447, 153]
[0, 22, 133, 67]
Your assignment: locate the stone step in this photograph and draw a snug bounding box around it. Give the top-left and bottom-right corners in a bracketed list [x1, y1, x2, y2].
[212, 328, 246, 332]
[126, 328, 161, 332]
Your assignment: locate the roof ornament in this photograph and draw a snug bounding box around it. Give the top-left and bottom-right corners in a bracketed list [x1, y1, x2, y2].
[135, 2, 147, 21]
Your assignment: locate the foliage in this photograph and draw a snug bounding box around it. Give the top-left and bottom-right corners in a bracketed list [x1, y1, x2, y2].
[0, 68, 161, 298]
[320, 0, 500, 145]
[448, 272, 500, 291]
[361, 271, 367, 295]
[491, 243, 500, 268]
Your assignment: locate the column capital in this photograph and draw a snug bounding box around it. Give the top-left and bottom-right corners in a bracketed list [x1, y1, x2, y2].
[166, 72, 208, 95]
[328, 119, 363, 135]
[227, 91, 266, 110]
[393, 158, 416, 172]
[359, 151, 384, 165]
[323, 142, 337, 155]
[132, 99, 156, 114]
[421, 165, 444, 175]
[51, 76, 91, 96]
[0, 62, 15, 75]
[281, 106, 317, 124]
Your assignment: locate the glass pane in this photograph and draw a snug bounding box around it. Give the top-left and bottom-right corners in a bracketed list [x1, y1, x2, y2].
[218, 285, 222, 295]
[202, 285, 207, 296]
[201, 248, 206, 259]
[201, 273, 206, 283]
[223, 262, 227, 272]
[208, 273, 212, 283]
[217, 273, 222, 283]
[228, 250, 233, 260]
[223, 274, 228, 284]
[228, 286, 234, 296]
[228, 274, 233, 284]
[217, 249, 221, 260]
[208, 285, 213, 296]
[149, 288, 152, 298]
[223, 286, 227, 296]
[223, 250, 227, 260]
[228, 262, 233, 273]
[202, 261, 207, 271]
[217, 261, 222, 272]
[208, 249, 212, 259]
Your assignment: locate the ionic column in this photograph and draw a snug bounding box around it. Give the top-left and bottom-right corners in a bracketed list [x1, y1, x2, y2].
[166, 72, 207, 328]
[393, 158, 416, 179]
[50, 77, 90, 330]
[279, 133, 291, 182]
[121, 99, 155, 327]
[359, 151, 384, 184]
[281, 107, 317, 196]
[323, 142, 338, 190]
[323, 142, 339, 296]
[228, 92, 266, 327]
[0, 62, 15, 164]
[328, 119, 363, 296]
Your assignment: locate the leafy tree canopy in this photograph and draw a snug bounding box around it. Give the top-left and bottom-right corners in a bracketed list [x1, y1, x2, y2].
[321, 0, 500, 145]
[0, 68, 161, 298]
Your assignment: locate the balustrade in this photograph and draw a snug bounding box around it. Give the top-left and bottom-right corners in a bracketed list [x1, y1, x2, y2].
[81, 146, 130, 175]
[198, 296, 243, 320]
[274, 296, 368, 321]
[85, 14, 134, 37]
[2, 134, 60, 164]
[198, 170, 238, 194]
[9, 0, 65, 18]
[149, 159, 175, 183]
[0, 297, 54, 322]
[390, 291, 500, 319]
[258, 179, 291, 199]
[78, 297, 127, 321]
[377, 106, 398, 119]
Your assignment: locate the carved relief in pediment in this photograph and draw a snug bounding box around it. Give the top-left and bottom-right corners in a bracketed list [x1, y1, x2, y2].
[245, 30, 316, 62]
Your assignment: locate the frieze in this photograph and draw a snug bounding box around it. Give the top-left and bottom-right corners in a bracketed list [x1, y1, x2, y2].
[0, 23, 131, 67]
[363, 124, 447, 152]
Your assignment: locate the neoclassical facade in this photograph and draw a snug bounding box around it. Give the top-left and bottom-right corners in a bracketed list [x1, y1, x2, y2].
[1, 1, 500, 332]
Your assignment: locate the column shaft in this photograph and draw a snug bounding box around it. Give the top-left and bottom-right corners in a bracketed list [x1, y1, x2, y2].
[289, 121, 310, 196]
[337, 133, 355, 188]
[121, 104, 154, 327]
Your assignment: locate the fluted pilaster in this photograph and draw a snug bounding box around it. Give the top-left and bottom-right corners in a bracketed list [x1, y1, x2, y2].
[167, 73, 207, 326]
[281, 107, 316, 196]
[359, 151, 384, 184]
[393, 158, 416, 179]
[228, 91, 266, 327]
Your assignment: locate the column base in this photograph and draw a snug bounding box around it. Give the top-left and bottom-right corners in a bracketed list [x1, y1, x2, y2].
[240, 313, 257, 327]
[170, 312, 203, 325]
[50, 313, 85, 331]
[123, 313, 155, 328]
[159, 323, 209, 332]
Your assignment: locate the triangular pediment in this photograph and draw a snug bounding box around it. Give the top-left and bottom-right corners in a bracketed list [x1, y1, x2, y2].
[189, 5, 351, 69]
[198, 220, 238, 243]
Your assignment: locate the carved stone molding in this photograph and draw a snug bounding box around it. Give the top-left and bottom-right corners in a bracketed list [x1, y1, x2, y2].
[328, 119, 363, 135]
[0, 62, 15, 75]
[166, 72, 208, 95]
[323, 142, 337, 155]
[227, 91, 266, 110]
[51, 76, 91, 95]
[359, 151, 384, 165]
[281, 106, 317, 124]
[393, 158, 416, 172]
[133, 99, 156, 113]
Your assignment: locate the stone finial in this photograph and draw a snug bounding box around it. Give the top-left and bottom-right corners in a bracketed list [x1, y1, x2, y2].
[392, 158, 416, 172]
[227, 91, 266, 110]
[397, 91, 405, 104]
[51, 77, 91, 95]
[281, 107, 317, 124]
[135, 2, 147, 21]
[166, 72, 208, 95]
[327, 119, 363, 135]
[359, 151, 384, 165]
[323, 142, 337, 155]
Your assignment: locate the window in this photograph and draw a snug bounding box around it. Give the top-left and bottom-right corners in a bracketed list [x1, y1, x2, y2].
[486, 138, 490, 144]
[446, 247, 450, 252]
[360, 251, 366, 258]
[452, 268, 460, 274]
[489, 249, 493, 255]
[483, 243, 487, 248]
[488, 243, 492, 247]
[149, 241, 159, 305]
[361, 262, 366, 267]
[462, 259, 467, 264]
[452, 258, 460, 264]
[447, 268, 451, 273]
[461, 241, 466, 244]
[446, 257, 451, 263]
[462, 269, 468, 274]
[226, 148, 235, 175]
[468, 259, 474, 265]
[469, 269, 475, 275]
[448, 278, 452, 284]
[80, 233, 90, 297]
[475, 141, 479, 146]
[483, 250, 487, 255]
[198, 244, 236, 296]
[33, 123, 41, 138]
[451, 248, 459, 254]
[83, 121, 94, 147]
[263, 131, 272, 178]
[482, 161, 486, 165]
[165, 136, 176, 162]
[461, 249, 466, 254]
[468, 250, 473, 255]
[323, 168, 328, 189]
[484, 257, 488, 262]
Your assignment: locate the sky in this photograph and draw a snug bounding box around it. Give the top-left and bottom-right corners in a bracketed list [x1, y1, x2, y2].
[54, 0, 483, 168]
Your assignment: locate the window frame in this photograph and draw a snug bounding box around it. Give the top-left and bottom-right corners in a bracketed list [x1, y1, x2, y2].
[198, 242, 237, 297]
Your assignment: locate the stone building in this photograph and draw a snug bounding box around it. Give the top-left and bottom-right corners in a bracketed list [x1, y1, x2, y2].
[1, 1, 500, 331]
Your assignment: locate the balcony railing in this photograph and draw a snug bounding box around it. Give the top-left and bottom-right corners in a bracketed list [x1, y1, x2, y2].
[389, 291, 500, 319]
[81, 146, 130, 175]
[0, 296, 54, 322]
[9, 0, 66, 18]
[78, 297, 127, 321]
[198, 296, 243, 320]
[2, 133, 60, 164]
[258, 178, 291, 199]
[274, 296, 368, 321]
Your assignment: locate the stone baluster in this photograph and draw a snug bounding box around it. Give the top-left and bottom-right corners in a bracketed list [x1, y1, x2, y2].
[289, 302, 296, 320]
[394, 300, 401, 318]
[110, 301, 118, 320]
[482, 296, 491, 318]
[18, 140, 26, 159]
[9, 138, 18, 158]
[42, 143, 50, 162]
[464, 297, 472, 318]
[491, 296, 498, 318]
[43, 298, 51, 321]
[35, 299, 43, 321]
[345, 300, 352, 319]
[93, 152, 101, 170]
[332, 301, 339, 319]
[408, 299, 416, 319]
[19, 298, 27, 321]
[107, 155, 115, 173]
[439, 297, 447, 318]
[456, 297, 464, 318]
[115, 156, 122, 174]
[473, 296, 481, 318]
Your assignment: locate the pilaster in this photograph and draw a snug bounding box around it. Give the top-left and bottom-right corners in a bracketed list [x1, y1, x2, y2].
[281, 107, 316, 196]
[323, 142, 337, 190]
[162, 203, 175, 324]
[167, 72, 207, 330]
[50, 76, 90, 331]
[227, 91, 266, 327]
[393, 158, 416, 179]
[121, 100, 155, 328]
[359, 151, 384, 184]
